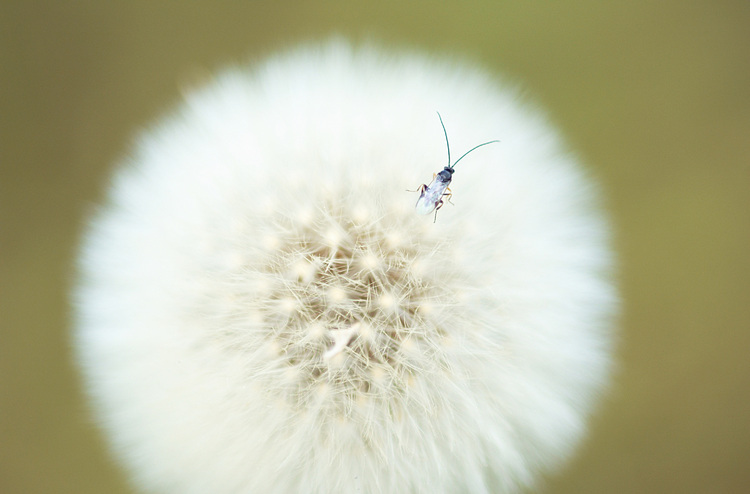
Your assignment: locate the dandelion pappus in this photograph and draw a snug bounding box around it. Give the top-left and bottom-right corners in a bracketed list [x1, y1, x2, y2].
[413, 112, 499, 222]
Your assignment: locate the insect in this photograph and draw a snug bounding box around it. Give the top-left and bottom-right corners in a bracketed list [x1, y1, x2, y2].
[413, 112, 499, 222]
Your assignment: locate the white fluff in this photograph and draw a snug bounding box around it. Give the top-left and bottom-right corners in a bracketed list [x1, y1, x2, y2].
[74, 41, 617, 494]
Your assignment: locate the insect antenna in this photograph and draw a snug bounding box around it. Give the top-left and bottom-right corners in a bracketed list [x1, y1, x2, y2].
[452, 139, 500, 168]
[437, 111, 450, 167]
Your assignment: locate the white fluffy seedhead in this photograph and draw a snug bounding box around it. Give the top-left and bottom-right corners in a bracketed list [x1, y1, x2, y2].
[74, 41, 617, 494]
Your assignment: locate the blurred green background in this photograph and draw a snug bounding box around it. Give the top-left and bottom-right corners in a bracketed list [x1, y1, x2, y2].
[2, 1, 748, 493]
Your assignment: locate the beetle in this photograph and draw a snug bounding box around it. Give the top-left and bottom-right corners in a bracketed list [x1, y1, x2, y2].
[414, 112, 499, 222]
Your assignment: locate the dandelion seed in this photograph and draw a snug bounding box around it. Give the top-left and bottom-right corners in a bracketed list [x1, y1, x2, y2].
[417, 301, 434, 316]
[291, 259, 316, 283]
[378, 292, 396, 310]
[326, 286, 347, 304]
[324, 227, 343, 249]
[358, 321, 374, 342]
[351, 204, 370, 224]
[265, 341, 281, 357]
[262, 234, 280, 251]
[278, 297, 297, 314]
[323, 323, 360, 361]
[385, 232, 403, 249]
[295, 207, 314, 226]
[360, 253, 380, 270]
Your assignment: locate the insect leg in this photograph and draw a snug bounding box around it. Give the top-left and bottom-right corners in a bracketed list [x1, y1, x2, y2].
[406, 184, 429, 193]
[433, 199, 444, 223]
[443, 187, 454, 206]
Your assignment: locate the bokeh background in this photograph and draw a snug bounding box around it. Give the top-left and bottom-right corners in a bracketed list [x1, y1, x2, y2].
[2, 1, 748, 493]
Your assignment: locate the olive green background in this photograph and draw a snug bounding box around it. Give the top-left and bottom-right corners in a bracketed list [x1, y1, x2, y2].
[2, 1, 748, 493]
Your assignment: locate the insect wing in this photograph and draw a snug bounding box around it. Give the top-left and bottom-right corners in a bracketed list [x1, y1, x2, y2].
[415, 177, 447, 215]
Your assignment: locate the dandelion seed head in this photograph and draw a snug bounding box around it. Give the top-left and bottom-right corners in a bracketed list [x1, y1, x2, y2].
[74, 41, 617, 494]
